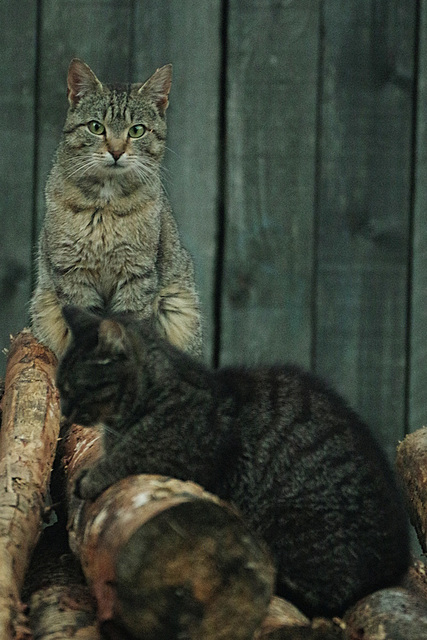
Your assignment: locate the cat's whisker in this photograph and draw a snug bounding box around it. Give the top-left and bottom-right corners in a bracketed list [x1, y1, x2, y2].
[158, 169, 172, 194]
[164, 145, 180, 159]
[131, 160, 161, 192]
[63, 157, 101, 180]
[101, 422, 143, 448]
[101, 423, 121, 440]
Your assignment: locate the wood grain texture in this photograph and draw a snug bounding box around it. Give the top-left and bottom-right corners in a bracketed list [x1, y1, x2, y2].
[220, 0, 320, 367]
[344, 587, 427, 639]
[30, 0, 220, 362]
[24, 541, 99, 640]
[0, 1, 37, 377]
[409, 0, 427, 433]
[315, 0, 416, 459]
[132, 0, 222, 361]
[33, 0, 135, 239]
[396, 427, 427, 551]
[0, 330, 60, 639]
[0, 0, 425, 460]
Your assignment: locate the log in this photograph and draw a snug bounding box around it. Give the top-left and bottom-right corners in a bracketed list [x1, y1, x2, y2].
[403, 559, 427, 603]
[62, 424, 275, 640]
[253, 596, 309, 637]
[395, 427, 427, 550]
[0, 329, 61, 640]
[22, 523, 99, 640]
[344, 587, 427, 639]
[254, 618, 345, 640]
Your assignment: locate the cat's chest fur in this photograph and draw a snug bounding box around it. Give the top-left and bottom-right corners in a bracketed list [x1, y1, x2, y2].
[46, 195, 161, 277]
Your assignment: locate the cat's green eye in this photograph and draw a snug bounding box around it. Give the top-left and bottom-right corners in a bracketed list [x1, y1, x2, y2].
[87, 120, 105, 135]
[128, 124, 146, 139]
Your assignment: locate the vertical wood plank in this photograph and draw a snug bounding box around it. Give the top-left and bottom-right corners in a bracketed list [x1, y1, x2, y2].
[34, 0, 135, 236]
[409, 1, 427, 433]
[0, 1, 37, 376]
[220, 0, 321, 367]
[32, 0, 221, 362]
[316, 0, 416, 458]
[132, 0, 222, 361]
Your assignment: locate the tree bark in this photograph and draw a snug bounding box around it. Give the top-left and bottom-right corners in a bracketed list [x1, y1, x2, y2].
[343, 586, 427, 639]
[22, 526, 99, 640]
[62, 424, 276, 640]
[0, 329, 61, 640]
[253, 596, 310, 638]
[395, 427, 427, 551]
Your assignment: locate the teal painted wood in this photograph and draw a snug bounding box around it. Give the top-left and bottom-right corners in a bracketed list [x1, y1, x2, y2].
[132, 0, 222, 362]
[33, 0, 136, 238]
[0, 1, 423, 459]
[315, 0, 416, 459]
[0, 1, 38, 376]
[220, 0, 321, 367]
[409, 2, 427, 433]
[29, 0, 220, 363]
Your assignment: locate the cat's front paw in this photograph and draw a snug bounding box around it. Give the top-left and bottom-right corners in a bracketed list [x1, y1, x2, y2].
[74, 467, 113, 501]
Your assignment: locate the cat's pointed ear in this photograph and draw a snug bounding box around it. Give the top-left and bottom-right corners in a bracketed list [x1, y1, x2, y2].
[67, 59, 103, 107]
[139, 64, 172, 115]
[98, 319, 129, 355]
[62, 305, 99, 339]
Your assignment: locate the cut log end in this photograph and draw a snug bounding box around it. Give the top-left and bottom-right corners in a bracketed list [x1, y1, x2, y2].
[344, 587, 427, 639]
[114, 499, 274, 640]
[66, 468, 276, 640]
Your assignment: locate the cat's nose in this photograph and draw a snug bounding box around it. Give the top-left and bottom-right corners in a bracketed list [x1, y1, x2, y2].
[110, 150, 124, 162]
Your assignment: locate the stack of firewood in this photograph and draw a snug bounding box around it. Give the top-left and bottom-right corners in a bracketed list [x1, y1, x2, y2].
[1, 330, 427, 639]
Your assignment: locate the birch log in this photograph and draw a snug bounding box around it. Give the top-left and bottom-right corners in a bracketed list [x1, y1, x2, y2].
[0, 329, 61, 639]
[62, 424, 275, 640]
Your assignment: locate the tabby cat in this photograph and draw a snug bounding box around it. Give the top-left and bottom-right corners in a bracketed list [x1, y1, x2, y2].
[57, 305, 410, 618]
[31, 59, 202, 358]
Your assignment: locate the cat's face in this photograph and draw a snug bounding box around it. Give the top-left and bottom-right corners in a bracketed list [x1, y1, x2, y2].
[56, 306, 135, 426]
[59, 59, 172, 184]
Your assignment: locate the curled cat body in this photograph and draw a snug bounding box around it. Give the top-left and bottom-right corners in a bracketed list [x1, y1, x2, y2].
[57, 305, 410, 619]
[31, 59, 202, 358]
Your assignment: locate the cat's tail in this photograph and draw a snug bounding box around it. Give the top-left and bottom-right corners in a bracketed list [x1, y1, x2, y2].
[153, 284, 203, 357]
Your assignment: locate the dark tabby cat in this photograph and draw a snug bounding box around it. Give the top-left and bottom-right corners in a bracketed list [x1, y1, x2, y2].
[57, 305, 410, 618]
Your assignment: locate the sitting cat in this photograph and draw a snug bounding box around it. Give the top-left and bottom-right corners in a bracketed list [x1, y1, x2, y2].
[31, 58, 202, 358]
[57, 305, 410, 618]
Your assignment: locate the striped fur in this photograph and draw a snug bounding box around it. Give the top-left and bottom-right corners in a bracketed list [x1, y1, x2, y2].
[57, 305, 410, 619]
[31, 59, 202, 358]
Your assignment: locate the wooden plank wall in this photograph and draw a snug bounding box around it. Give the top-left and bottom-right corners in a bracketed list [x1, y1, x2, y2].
[1, 0, 426, 461]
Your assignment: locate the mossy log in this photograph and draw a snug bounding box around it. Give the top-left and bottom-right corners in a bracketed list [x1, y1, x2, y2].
[0, 330, 60, 640]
